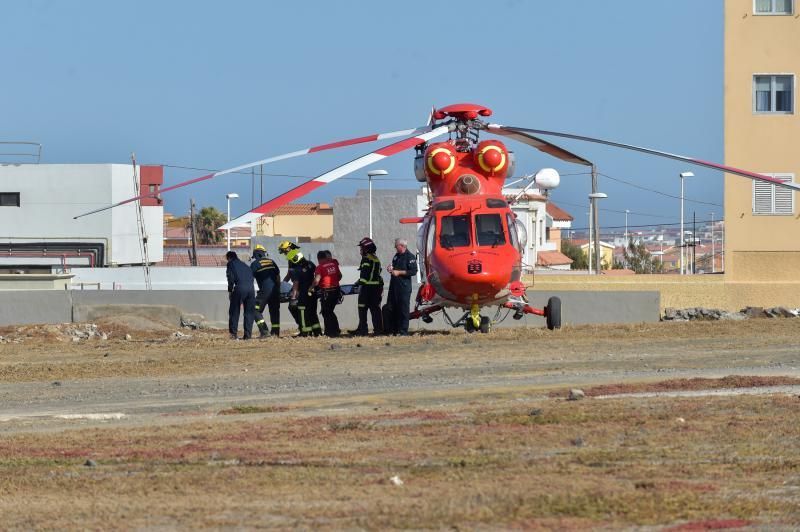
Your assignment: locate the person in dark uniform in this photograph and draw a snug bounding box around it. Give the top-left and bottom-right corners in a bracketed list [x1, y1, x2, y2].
[250, 244, 281, 338]
[350, 237, 383, 336]
[312, 250, 342, 337]
[225, 250, 256, 340]
[278, 240, 303, 332]
[286, 248, 321, 337]
[387, 238, 418, 336]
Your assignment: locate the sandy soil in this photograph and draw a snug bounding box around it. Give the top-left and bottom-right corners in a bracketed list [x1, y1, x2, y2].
[1, 319, 800, 528]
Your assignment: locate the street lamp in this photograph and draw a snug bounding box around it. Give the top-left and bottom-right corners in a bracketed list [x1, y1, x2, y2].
[226, 193, 239, 251]
[588, 192, 608, 274]
[624, 209, 630, 244]
[366, 169, 388, 238]
[679, 172, 694, 275]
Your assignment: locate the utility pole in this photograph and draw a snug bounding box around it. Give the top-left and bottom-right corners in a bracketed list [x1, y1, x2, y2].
[679, 172, 694, 275]
[587, 210, 593, 275]
[591, 165, 601, 275]
[251, 168, 255, 209]
[189, 198, 198, 267]
[692, 211, 697, 274]
[260, 164, 264, 204]
[721, 219, 725, 272]
[711, 212, 715, 273]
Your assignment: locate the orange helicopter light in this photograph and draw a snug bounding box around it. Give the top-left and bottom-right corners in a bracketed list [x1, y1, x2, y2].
[476, 144, 506, 174]
[426, 146, 456, 176]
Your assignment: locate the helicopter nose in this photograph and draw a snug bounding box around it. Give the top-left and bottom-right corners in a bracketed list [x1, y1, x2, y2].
[435, 252, 512, 302]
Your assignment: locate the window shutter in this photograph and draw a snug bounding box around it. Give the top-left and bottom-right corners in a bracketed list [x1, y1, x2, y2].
[774, 176, 794, 214]
[753, 181, 773, 214]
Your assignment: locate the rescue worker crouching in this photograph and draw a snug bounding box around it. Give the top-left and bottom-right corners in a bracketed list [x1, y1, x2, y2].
[284, 245, 322, 337]
[250, 244, 281, 338]
[225, 250, 256, 340]
[350, 237, 383, 336]
[311, 250, 342, 337]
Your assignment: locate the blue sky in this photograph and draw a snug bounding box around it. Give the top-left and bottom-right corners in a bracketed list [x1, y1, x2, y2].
[1, 0, 724, 231]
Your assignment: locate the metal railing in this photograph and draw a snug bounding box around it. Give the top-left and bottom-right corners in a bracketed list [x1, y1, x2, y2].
[0, 141, 42, 164]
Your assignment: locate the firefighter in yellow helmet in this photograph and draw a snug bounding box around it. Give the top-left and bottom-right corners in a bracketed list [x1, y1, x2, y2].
[283, 246, 321, 337]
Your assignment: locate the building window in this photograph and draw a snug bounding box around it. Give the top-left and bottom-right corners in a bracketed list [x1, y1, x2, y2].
[0, 192, 20, 207]
[754, 0, 793, 14]
[754, 75, 794, 113]
[753, 174, 794, 215]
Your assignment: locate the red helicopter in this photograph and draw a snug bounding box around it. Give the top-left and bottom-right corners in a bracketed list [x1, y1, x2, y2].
[77, 103, 800, 333]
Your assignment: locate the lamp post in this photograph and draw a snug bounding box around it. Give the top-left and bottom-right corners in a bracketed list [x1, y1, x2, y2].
[679, 172, 694, 275]
[366, 170, 388, 239]
[588, 192, 608, 274]
[226, 193, 239, 251]
[624, 209, 630, 244]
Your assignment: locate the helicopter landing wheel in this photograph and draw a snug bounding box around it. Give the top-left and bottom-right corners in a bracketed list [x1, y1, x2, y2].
[545, 297, 562, 331]
[465, 319, 477, 333]
[479, 316, 491, 334]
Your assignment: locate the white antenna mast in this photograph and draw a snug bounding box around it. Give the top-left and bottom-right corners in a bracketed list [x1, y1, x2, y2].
[131, 152, 152, 290]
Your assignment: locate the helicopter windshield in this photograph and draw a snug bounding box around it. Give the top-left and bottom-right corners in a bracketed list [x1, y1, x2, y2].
[476, 214, 506, 247]
[439, 215, 471, 248]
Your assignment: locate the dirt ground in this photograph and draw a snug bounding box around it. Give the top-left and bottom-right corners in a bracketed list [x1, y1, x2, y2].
[1, 319, 800, 529]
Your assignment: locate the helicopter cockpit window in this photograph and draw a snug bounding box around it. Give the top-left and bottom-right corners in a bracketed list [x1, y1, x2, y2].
[439, 215, 471, 248]
[475, 214, 507, 247]
[486, 198, 507, 208]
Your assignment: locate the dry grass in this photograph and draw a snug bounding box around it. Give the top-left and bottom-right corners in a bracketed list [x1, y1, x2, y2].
[552, 375, 800, 397]
[2, 394, 800, 529]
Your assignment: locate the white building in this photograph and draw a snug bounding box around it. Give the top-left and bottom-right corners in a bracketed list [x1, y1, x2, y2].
[0, 164, 164, 269]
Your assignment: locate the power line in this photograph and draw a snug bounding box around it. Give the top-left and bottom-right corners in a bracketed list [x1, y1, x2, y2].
[599, 172, 723, 207]
[151, 163, 412, 183]
[554, 199, 677, 220]
[567, 218, 722, 231]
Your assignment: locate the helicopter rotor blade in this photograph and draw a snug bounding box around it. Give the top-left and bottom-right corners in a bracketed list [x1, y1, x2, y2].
[219, 124, 452, 230]
[492, 125, 800, 192]
[73, 125, 433, 219]
[486, 124, 593, 167]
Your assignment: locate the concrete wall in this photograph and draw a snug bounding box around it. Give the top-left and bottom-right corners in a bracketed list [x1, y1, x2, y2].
[0, 287, 660, 329]
[724, 0, 800, 281]
[0, 290, 73, 326]
[529, 273, 800, 311]
[334, 189, 420, 267]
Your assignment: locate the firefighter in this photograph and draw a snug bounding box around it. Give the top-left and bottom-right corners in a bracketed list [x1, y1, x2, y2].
[225, 250, 256, 340]
[250, 244, 280, 338]
[350, 237, 383, 336]
[387, 238, 418, 336]
[278, 240, 303, 331]
[286, 247, 321, 337]
[312, 250, 342, 337]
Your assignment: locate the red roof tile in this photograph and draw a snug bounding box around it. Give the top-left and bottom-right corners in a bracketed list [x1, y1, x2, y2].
[263, 202, 332, 216]
[537, 250, 574, 266]
[546, 202, 574, 222]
